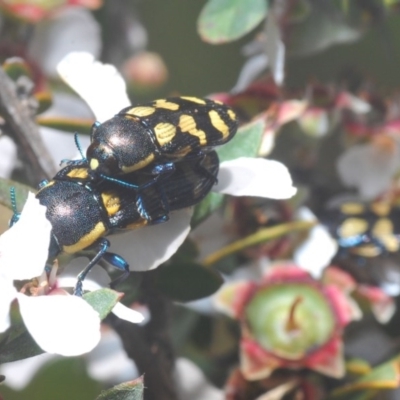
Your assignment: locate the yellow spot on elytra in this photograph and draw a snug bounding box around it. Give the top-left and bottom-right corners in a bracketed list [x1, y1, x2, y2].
[102, 192, 121, 216]
[126, 106, 156, 117]
[338, 218, 368, 239]
[370, 202, 391, 216]
[340, 202, 365, 215]
[154, 99, 179, 110]
[372, 218, 399, 252]
[351, 244, 381, 257]
[179, 114, 207, 145]
[90, 159, 99, 170]
[228, 109, 237, 121]
[66, 168, 89, 179]
[63, 222, 107, 253]
[154, 122, 177, 146]
[121, 153, 155, 173]
[180, 96, 206, 104]
[209, 110, 229, 139]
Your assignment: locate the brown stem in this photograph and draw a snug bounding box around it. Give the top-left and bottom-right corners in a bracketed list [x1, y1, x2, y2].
[285, 296, 303, 333]
[109, 272, 177, 400]
[0, 67, 57, 184]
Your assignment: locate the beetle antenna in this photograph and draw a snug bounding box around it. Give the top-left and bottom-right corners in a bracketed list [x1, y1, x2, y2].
[10, 187, 17, 214]
[9, 187, 21, 227]
[74, 133, 85, 160]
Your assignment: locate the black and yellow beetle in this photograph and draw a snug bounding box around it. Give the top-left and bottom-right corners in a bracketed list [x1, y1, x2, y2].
[322, 200, 400, 258]
[13, 151, 220, 294]
[71, 96, 237, 187]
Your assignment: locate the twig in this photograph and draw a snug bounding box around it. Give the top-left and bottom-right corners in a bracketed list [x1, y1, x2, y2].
[109, 273, 177, 400]
[0, 67, 57, 184]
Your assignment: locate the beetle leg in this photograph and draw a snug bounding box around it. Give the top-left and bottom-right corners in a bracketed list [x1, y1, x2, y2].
[102, 251, 130, 289]
[192, 154, 219, 184]
[73, 238, 110, 296]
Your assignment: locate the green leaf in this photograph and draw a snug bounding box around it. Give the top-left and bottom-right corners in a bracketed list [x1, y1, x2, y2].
[0, 323, 43, 363]
[0, 358, 101, 400]
[171, 238, 199, 262]
[155, 262, 223, 301]
[216, 119, 264, 162]
[3, 58, 33, 82]
[198, 0, 268, 44]
[96, 377, 144, 400]
[35, 91, 53, 114]
[83, 288, 122, 320]
[330, 357, 400, 399]
[287, 1, 361, 57]
[36, 116, 94, 135]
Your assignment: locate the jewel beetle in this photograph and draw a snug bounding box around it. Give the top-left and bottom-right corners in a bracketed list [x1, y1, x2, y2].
[322, 200, 400, 258]
[12, 151, 220, 294]
[71, 96, 237, 187]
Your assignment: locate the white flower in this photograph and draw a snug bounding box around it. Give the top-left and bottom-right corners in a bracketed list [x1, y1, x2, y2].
[56, 51, 297, 272]
[337, 139, 400, 200]
[293, 207, 338, 278]
[0, 194, 101, 356]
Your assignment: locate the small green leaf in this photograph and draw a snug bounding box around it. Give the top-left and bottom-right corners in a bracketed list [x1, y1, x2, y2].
[198, 0, 268, 44]
[0, 358, 101, 400]
[216, 119, 264, 162]
[171, 238, 199, 262]
[330, 357, 400, 399]
[3, 58, 33, 82]
[96, 376, 144, 400]
[36, 116, 94, 135]
[0, 323, 43, 363]
[156, 262, 223, 301]
[35, 91, 53, 114]
[83, 288, 122, 320]
[287, 2, 361, 57]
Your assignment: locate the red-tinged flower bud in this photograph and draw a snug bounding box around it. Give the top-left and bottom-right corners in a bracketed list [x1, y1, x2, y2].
[0, 0, 101, 23]
[122, 51, 168, 92]
[215, 264, 362, 380]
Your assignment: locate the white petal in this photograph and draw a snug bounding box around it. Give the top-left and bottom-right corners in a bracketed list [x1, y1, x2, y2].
[18, 294, 101, 356]
[293, 208, 337, 278]
[232, 53, 268, 93]
[0, 276, 17, 332]
[0, 136, 17, 179]
[265, 11, 285, 85]
[214, 158, 297, 199]
[112, 303, 145, 324]
[40, 92, 92, 163]
[337, 142, 400, 200]
[109, 209, 192, 272]
[294, 225, 338, 278]
[30, 8, 101, 77]
[0, 193, 51, 280]
[57, 52, 130, 122]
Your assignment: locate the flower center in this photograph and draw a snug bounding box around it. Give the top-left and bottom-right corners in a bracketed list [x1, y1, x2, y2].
[245, 284, 336, 360]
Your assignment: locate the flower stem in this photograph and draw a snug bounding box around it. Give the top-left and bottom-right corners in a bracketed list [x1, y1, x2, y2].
[202, 220, 316, 266]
